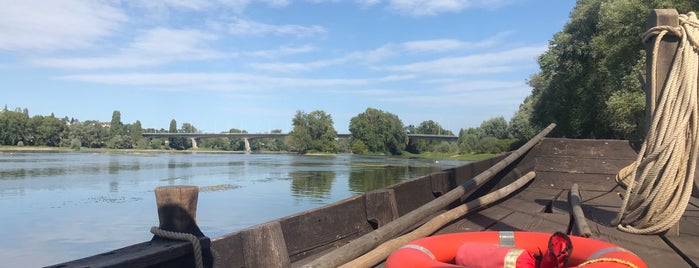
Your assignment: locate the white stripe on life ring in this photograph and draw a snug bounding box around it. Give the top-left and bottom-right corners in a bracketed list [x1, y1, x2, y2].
[499, 231, 516, 247]
[399, 244, 436, 260]
[587, 247, 631, 260]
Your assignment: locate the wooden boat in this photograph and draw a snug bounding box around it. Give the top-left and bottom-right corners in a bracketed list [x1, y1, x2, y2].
[48, 9, 699, 268]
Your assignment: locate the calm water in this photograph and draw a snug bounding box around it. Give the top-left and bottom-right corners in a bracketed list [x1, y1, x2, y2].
[0, 151, 468, 267]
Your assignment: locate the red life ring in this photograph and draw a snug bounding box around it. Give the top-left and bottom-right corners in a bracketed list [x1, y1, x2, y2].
[386, 231, 647, 268]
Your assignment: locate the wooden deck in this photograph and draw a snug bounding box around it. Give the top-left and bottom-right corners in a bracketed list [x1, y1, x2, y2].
[430, 138, 699, 268]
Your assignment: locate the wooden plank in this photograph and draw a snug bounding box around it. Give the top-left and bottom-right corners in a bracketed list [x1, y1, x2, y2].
[390, 176, 436, 216]
[530, 171, 619, 191]
[535, 156, 634, 175]
[279, 195, 372, 261]
[537, 138, 638, 159]
[47, 238, 210, 268]
[595, 223, 689, 268]
[486, 211, 569, 233]
[211, 233, 245, 268]
[242, 221, 290, 268]
[429, 171, 455, 197]
[436, 206, 516, 234]
[365, 189, 399, 229]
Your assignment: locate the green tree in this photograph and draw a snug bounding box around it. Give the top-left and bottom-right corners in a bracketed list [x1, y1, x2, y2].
[349, 108, 407, 155]
[0, 108, 30, 145]
[458, 127, 481, 154]
[168, 119, 185, 150]
[110, 110, 124, 137]
[527, 0, 699, 139]
[509, 96, 538, 145]
[286, 110, 338, 154]
[30, 114, 66, 146]
[69, 120, 107, 148]
[480, 117, 509, 139]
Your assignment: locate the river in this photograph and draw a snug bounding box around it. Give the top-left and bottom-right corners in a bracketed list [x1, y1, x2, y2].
[0, 151, 468, 267]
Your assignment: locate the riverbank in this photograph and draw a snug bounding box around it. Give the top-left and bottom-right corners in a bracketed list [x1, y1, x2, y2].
[0, 145, 495, 161]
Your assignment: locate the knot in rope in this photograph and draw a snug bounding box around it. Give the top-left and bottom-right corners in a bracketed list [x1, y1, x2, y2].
[613, 11, 699, 234]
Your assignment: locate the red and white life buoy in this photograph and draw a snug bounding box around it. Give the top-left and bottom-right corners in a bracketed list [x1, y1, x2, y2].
[386, 231, 646, 268]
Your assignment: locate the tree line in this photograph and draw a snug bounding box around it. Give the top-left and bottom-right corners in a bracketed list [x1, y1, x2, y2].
[0, 106, 537, 155]
[515, 0, 699, 142]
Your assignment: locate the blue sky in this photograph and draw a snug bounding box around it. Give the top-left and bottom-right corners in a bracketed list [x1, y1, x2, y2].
[1, 0, 575, 134]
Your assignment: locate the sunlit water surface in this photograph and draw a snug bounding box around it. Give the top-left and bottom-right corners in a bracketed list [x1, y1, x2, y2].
[0, 151, 468, 267]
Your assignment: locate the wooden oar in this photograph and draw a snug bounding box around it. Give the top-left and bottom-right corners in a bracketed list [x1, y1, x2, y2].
[341, 171, 537, 268]
[302, 123, 556, 268]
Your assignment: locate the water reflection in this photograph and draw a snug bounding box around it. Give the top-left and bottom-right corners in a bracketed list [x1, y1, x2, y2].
[289, 170, 335, 202]
[348, 165, 436, 194]
[0, 152, 469, 267]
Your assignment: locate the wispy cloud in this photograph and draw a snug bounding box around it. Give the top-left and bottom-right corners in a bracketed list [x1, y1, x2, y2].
[30, 28, 225, 69]
[249, 58, 346, 72]
[381, 45, 546, 75]
[385, 0, 515, 16]
[0, 0, 126, 51]
[401, 31, 511, 53]
[228, 18, 327, 37]
[57, 72, 371, 90]
[246, 45, 316, 58]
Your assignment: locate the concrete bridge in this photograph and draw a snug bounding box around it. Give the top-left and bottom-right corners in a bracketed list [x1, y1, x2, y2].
[142, 132, 458, 151]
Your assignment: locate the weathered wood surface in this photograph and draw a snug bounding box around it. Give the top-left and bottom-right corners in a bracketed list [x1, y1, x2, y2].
[390, 137, 696, 268]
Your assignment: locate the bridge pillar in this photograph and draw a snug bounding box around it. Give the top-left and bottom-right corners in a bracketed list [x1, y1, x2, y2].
[190, 138, 199, 149]
[244, 138, 251, 153]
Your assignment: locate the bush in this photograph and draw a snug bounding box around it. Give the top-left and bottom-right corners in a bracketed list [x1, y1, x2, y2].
[351, 140, 367, 154]
[16, 141, 24, 147]
[70, 138, 81, 150]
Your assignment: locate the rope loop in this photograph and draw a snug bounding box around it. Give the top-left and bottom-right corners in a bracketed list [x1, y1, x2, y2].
[151, 226, 204, 268]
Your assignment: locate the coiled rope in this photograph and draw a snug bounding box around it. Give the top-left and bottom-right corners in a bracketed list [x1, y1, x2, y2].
[612, 12, 699, 234]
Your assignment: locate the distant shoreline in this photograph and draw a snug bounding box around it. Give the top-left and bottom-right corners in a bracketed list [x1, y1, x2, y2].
[0, 146, 494, 161]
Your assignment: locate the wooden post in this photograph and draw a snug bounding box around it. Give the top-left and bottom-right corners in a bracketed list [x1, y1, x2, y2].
[154, 185, 214, 267]
[645, 9, 679, 126]
[644, 9, 683, 236]
[154, 185, 206, 236]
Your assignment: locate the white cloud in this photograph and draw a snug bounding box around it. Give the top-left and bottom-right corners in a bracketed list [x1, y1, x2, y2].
[31, 28, 225, 69]
[246, 45, 316, 58]
[386, 0, 514, 16]
[381, 45, 546, 75]
[57, 72, 370, 90]
[389, 0, 469, 16]
[401, 31, 511, 53]
[228, 18, 327, 37]
[0, 0, 126, 51]
[131, 0, 214, 11]
[250, 59, 342, 72]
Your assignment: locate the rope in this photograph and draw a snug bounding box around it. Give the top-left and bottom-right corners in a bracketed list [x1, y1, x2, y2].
[613, 12, 699, 234]
[577, 257, 640, 268]
[150, 226, 204, 268]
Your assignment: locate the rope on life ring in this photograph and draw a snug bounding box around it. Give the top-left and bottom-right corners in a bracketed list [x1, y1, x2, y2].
[578, 257, 640, 268]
